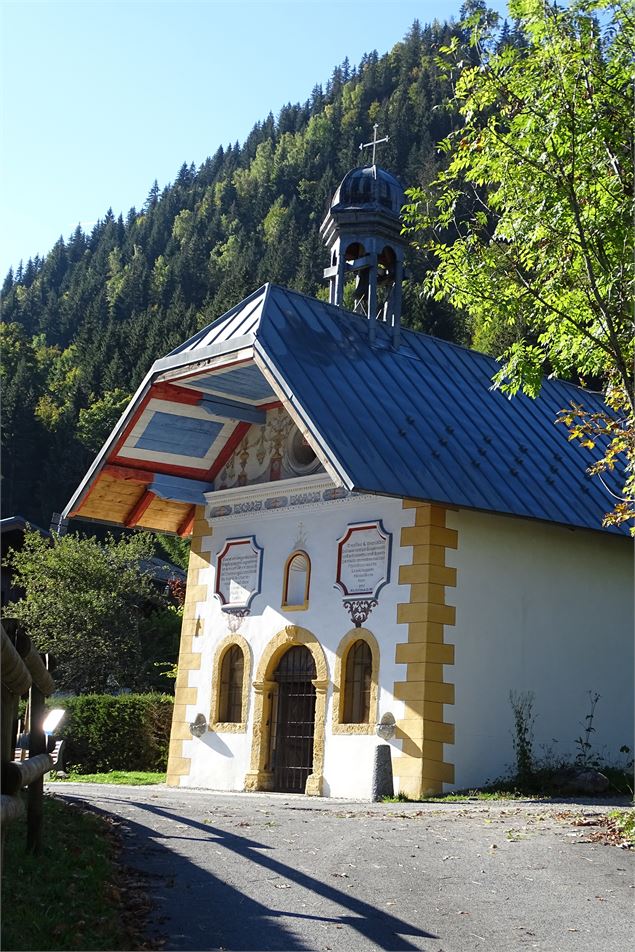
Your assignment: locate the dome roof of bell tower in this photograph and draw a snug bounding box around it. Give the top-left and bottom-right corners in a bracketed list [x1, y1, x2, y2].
[330, 165, 404, 216]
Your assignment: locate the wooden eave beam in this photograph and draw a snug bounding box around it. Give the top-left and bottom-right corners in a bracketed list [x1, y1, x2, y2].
[103, 463, 154, 484]
[177, 506, 196, 538]
[124, 490, 156, 528]
[150, 474, 213, 505]
[152, 381, 202, 405]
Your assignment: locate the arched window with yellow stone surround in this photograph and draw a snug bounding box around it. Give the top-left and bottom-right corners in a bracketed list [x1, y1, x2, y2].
[342, 639, 372, 723]
[332, 629, 379, 735]
[281, 550, 311, 611]
[218, 644, 244, 723]
[210, 634, 251, 732]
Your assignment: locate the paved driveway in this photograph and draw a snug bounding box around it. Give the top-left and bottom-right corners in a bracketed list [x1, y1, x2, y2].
[50, 785, 633, 952]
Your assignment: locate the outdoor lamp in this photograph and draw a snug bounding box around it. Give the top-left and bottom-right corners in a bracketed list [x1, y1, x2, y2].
[42, 708, 65, 734]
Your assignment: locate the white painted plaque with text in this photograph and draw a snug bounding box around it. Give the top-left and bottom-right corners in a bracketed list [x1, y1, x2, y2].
[215, 536, 263, 609]
[335, 521, 391, 598]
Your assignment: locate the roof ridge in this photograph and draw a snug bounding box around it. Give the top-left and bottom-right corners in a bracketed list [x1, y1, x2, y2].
[167, 284, 269, 356]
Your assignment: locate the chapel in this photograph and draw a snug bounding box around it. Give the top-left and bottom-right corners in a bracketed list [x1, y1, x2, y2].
[63, 159, 633, 799]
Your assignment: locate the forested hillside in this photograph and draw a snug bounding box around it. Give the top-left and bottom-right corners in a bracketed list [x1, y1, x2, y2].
[1, 17, 479, 525]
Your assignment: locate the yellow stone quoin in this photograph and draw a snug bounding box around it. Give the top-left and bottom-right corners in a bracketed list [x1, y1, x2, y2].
[393, 501, 457, 797]
[166, 506, 209, 786]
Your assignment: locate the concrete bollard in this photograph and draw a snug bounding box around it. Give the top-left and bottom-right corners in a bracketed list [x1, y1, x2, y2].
[371, 743, 394, 801]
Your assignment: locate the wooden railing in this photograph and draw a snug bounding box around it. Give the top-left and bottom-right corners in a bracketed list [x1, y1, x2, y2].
[1, 619, 55, 857]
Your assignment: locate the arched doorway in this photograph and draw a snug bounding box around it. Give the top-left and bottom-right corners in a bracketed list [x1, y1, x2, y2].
[245, 626, 328, 796]
[270, 646, 316, 793]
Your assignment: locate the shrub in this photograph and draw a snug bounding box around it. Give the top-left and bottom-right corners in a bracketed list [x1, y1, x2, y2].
[509, 690, 535, 786]
[498, 690, 633, 796]
[52, 693, 173, 774]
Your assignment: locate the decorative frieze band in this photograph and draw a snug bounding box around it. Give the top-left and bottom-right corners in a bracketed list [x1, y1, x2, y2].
[205, 476, 376, 524]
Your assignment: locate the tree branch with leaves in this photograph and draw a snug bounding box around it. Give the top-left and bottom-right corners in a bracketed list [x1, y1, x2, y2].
[403, 0, 634, 530]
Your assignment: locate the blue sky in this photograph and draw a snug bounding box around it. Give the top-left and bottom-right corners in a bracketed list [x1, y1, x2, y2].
[0, 0, 509, 278]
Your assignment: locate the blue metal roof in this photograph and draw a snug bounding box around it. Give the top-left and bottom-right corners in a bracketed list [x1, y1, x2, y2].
[252, 285, 626, 535]
[168, 285, 265, 355]
[63, 282, 628, 536]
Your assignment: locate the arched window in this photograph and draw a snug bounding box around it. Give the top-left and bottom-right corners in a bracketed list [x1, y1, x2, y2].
[281, 550, 311, 611]
[343, 640, 372, 724]
[218, 645, 244, 723]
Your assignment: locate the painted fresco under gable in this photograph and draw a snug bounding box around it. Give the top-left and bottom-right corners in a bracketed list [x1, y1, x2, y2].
[213, 408, 324, 492]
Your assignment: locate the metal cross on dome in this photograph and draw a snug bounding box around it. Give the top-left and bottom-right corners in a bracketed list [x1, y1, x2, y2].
[359, 124, 389, 165]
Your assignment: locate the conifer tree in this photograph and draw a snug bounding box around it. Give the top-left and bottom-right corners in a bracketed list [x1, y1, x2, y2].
[0, 14, 474, 522]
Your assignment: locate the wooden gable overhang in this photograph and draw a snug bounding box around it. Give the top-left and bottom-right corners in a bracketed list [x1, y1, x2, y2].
[64, 335, 286, 535]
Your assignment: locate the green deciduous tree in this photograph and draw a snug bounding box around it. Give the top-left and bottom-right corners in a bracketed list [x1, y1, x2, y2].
[403, 0, 634, 530]
[5, 530, 164, 693]
[76, 388, 131, 454]
[154, 532, 190, 571]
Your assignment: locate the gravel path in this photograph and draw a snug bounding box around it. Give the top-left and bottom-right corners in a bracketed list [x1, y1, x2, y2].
[49, 784, 634, 952]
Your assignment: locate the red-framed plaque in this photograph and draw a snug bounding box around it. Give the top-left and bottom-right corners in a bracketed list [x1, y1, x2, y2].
[215, 536, 263, 610]
[335, 521, 391, 598]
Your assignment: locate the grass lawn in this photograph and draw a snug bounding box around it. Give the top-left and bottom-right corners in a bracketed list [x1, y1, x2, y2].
[51, 770, 166, 785]
[1, 796, 129, 951]
[608, 809, 635, 846]
[383, 789, 532, 803]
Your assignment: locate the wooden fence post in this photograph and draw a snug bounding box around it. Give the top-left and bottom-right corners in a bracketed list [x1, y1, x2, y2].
[1, 622, 55, 860]
[26, 684, 45, 855]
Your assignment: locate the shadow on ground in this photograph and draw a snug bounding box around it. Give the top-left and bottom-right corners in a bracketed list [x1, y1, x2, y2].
[60, 793, 437, 952]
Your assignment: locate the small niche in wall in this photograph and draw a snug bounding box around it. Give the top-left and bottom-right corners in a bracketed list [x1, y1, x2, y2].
[281, 550, 311, 611]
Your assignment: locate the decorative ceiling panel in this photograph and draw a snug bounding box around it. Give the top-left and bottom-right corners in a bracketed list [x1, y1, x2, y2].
[115, 399, 234, 472]
[178, 364, 275, 404]
[134, 411, 224, 459]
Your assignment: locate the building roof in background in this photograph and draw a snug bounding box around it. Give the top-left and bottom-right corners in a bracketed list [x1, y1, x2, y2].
[0, 516, 50, 538]
[63, 283, 627, 537]
[140, 557, 187, 585]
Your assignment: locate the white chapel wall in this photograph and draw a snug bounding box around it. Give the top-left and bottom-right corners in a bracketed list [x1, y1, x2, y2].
[180, 482, 414, 798]
[446, 509, 634, 790]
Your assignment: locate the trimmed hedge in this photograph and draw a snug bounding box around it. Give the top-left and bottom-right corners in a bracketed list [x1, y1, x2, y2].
[51, 693, 173, 774]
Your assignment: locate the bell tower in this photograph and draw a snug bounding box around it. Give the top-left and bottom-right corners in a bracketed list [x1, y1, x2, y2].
[320, 131, 406, 346]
